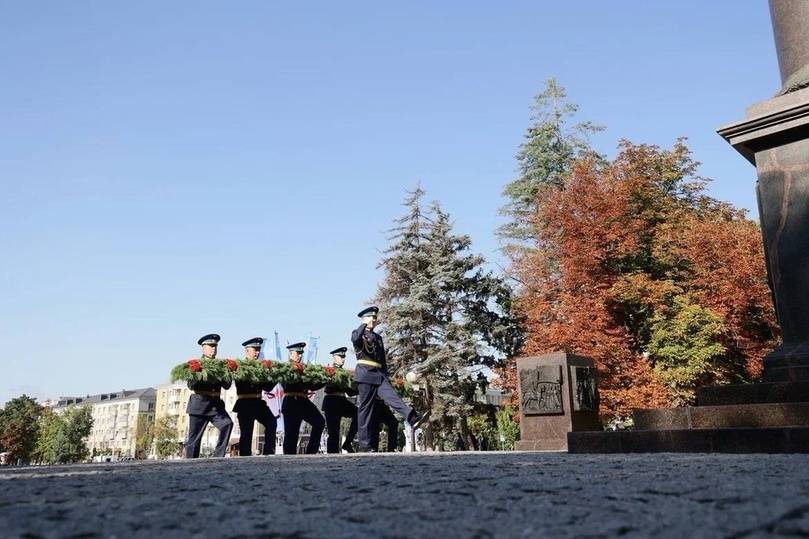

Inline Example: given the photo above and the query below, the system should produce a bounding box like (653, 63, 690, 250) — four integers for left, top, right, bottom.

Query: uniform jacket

(186, 366, 232, 417)
(351, 323, 389, 385)
(233, 359, 275, 414)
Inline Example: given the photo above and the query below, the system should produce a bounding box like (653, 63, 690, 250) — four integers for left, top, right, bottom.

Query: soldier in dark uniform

(281, 342, 326, 454)
(352, 306, 425, 452)
(321, 346, 358, 453)
(233, 337, 278, 456)
(185, 334, 234, 458)
(369, 398, 399, 452)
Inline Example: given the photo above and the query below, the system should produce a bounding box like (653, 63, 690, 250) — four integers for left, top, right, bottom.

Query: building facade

(52, 388, 156, 460)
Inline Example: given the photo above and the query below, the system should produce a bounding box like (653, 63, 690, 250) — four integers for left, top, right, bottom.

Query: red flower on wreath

(261, 360, 273, 369)
(324, 365, 336, 377)
(393, 376, 405, 388)
(293, 362, 305, 373)
(225, 359, 238, 372)
(188, 359, 202, 372)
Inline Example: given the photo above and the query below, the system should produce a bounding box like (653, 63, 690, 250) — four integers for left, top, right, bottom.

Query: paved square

(1, 452, 807, 538)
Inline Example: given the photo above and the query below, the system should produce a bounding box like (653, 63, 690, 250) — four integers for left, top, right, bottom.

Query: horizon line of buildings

(46, 382, 277, 460)
(45, 381, 512, 459)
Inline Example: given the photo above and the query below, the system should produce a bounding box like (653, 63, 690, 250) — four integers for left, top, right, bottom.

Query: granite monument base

(515, 352, 601, 451)
(568, 379, 809, 453)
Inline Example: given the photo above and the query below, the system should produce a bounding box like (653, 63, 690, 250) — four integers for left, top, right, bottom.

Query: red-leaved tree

(508, 140, 777, 418)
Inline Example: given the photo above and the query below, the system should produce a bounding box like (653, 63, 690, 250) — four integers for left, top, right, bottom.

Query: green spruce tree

(377, 189, 523, 449)
(498, 79, 603, 254)
(376, 186, 434, 376)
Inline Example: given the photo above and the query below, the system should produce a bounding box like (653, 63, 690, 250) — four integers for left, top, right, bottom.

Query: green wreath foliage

(170, 357, 231, 385)
(330, 367, 355, 392)
(169, 358, 364, 390)
(232, 359, 285, 386)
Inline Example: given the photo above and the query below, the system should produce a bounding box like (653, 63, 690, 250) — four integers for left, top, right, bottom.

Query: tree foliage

(135, 413, 155, 460)
(510, 139, 777, 416)
(498, 78, 603, 252)
(54, 406, 93, 463)
(153, 416, 180, 459)
(495, 405, 520, 450)
(33, 405, 93, 464)
(376, 187, 523, 447)
(0, 395, 44, 463)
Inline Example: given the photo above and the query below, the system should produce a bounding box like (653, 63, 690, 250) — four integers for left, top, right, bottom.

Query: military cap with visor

(242, 337, 264, 349)
(197, 333, 221, 346)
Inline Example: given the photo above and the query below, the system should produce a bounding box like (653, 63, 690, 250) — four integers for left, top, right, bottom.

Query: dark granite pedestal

(719, 86, 809, 383)
(568, 381, 809, 453)
(515, 352, 601, 451)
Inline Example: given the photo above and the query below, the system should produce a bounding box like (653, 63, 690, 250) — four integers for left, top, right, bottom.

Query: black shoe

(342, 444, 355, 453)
(408, 411, 428, 430)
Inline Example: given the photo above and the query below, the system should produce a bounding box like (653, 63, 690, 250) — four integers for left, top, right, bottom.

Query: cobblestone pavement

(1, 452, 808, 538)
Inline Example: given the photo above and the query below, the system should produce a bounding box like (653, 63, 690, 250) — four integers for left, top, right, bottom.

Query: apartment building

(53, 387, 156, 459)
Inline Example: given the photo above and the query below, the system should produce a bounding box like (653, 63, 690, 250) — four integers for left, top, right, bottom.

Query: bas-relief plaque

(520, 365, 563, 415)
(571, 366, 598, 412)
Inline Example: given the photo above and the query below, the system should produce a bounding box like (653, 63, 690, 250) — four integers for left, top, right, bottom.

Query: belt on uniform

(357, 359, 382, 368)
(193, 390, 221, 397)
(285, 392, 308, 398)
(324, 392, 346, 397)
(237, 393, 262, 399)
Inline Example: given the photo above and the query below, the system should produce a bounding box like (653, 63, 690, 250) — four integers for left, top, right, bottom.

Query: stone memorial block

(571, 366, 598, 412)
(520, 365, 563, 415)
(515, 352, 601, 451)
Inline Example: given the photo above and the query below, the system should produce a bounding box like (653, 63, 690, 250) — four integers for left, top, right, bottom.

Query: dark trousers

(370, 400, 398, 452)
(237, 402, 277, 456)
(185, 412, 233, 458)
(282, 396, 325, 454)
(357, 378, 413, 452)
(322, 396, 358, 453)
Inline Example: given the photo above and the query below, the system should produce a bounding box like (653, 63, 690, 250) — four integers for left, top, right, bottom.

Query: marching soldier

(369, 398, 399, 452)
(321, 347, 358, 453)
(233, 337, 278, 456)
(185, 334, 234, 458)
(351, 306, 425, 452)
(281, 342, 326, 454)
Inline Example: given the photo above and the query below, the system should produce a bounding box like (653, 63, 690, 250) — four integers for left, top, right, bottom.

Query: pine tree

(377, 189, 523, 449)
(376, 186, 434, 373)
(498, 79, 603, 254)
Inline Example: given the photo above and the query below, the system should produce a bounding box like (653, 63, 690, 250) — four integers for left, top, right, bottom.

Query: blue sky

(1, 1, 778, 404)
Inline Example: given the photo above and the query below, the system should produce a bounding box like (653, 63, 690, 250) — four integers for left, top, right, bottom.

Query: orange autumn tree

(510, 139, 778, 418)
